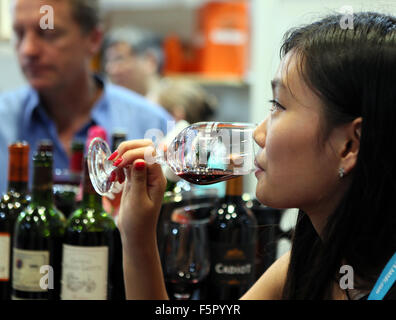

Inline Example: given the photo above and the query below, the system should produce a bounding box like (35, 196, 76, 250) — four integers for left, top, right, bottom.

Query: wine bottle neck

(8, 181, 28, 194)
(32, 186, 53, 206)
(31, 166, 53, 206)
(82, 157, 103, 211)
(225, 176, 244, 197)
(70, 149, 84, 174)
(225, 193, 243, 200)
(82, 191, 103, 211)
(223, 176, 246, 214)
(8, 148, 29, 188)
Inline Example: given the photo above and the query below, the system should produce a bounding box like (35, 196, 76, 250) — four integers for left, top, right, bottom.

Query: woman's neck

(304, 176, 352, 237)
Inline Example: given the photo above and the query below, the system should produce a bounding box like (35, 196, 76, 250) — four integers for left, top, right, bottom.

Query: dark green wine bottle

(111, 130, 126, 152)
(0, 142, 31, 300)
(61, 157, 125, 300)
(53, 140, 84, 218)
(12, 141, 66, 300)
(207, 176, 257, 300)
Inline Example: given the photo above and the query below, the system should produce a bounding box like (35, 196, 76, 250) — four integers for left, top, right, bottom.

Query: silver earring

(339, 167, 345, 178)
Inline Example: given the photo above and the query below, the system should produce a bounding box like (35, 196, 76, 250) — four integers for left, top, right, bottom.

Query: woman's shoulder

(241, 251, 290, 300)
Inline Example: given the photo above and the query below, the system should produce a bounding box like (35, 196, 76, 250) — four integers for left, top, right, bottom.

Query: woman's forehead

(275, 51, 307, 93)
(274, 51, 323, 110)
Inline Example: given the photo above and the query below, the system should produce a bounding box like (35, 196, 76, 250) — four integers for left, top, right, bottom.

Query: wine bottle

(86, 125, 108, 152)
(111, 130, 126, 152)
(207, 176, 257, 299)
(61, 157, 125, 300)
(0, 142, 30, 300)
(69, 140, 84, 184)
(105, 131, 127, 216)
(54, 140, 84, 218)
(12, 141, 66, 300)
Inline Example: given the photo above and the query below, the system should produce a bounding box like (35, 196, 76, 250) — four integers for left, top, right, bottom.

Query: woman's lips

(254, 159, 265, 176)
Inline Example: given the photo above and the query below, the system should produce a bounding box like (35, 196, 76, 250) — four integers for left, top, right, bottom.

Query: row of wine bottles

(0, 129, 285, 301)
(0, 139, 124, 300)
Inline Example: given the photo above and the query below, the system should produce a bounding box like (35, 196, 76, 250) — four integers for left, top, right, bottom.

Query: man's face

(12, 0, 100, 92)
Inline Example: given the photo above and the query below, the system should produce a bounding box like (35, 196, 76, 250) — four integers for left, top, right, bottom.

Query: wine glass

(87, 122, 257, 196)
(161, 204, 211, 300)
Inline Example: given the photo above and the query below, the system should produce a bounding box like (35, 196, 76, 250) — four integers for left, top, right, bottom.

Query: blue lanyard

(367, 252, 396, 300)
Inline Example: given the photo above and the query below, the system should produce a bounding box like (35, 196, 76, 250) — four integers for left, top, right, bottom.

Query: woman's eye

(269, 100, 284, 113)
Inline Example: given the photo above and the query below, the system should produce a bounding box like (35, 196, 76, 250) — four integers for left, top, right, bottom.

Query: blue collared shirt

(0, 79, 173, 194)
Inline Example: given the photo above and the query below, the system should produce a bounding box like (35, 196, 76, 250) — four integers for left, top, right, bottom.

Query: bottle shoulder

(67, 208, 116, 232)
(18, 203, 66, 225)
(14, 204, 66, 238)
(210, 199, 257, 225)
(208, 199, 257, 243)
(0, 191, 30, 216)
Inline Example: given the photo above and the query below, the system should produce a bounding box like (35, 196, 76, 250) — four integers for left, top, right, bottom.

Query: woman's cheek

(255, 134, 305, 207)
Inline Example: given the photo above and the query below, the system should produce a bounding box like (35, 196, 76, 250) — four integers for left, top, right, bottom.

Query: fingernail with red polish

(108, 151, 118, 161)
(109, 171, 117, 183)
(134, 161, 146, 171)
(113, 157, 123, 167)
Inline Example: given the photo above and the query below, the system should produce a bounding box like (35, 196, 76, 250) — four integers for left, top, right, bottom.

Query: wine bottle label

(11, 295, 47, 300)
(12, 248, 50, 292)
(61, 244, 109, 300)
(210, 242, 255, 286)
(0, 233, 11, 281)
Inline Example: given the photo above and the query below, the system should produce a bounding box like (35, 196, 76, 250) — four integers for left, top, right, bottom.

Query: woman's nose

(253, 119, 267, 148)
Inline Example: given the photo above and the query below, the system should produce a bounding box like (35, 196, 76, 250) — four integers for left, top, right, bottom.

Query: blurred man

(104, 28, 163, 100)
(0, 0, 172, 194)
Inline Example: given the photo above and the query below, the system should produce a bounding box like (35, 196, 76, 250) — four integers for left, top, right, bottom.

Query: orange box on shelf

(195, 0, 250, 78)
(163, 35, 199, 75)
(162, 35, 184, 75)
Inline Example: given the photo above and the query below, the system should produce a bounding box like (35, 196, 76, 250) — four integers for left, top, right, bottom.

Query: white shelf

(164, 73, 249, 87)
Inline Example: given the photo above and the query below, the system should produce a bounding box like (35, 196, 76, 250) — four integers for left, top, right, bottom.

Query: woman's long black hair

(280, 12, 396, 299)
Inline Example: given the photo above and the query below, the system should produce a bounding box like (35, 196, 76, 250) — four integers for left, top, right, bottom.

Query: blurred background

(1, 0, 395, 258)
(2, 0, 395, 190)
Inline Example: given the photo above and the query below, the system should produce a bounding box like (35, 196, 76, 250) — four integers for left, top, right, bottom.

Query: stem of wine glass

(153, 154, 166, 166)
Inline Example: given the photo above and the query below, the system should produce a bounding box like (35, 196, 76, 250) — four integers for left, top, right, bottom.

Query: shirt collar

(22, 75, 111, 135)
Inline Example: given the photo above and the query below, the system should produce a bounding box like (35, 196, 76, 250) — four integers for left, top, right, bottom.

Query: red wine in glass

(177, 168, 241, 185)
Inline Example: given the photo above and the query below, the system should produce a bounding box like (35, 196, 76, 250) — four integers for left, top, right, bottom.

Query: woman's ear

(340, 117, 362, 175)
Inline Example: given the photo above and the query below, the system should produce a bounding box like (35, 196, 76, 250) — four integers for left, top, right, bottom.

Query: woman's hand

(109, 140, 167, 247)
(109, 140, 170, 300)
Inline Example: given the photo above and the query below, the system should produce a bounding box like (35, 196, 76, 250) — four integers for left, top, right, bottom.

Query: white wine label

(61, 244, 109, 300)
(12, 248, 50, 292)
(0, 233, 11, 281)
